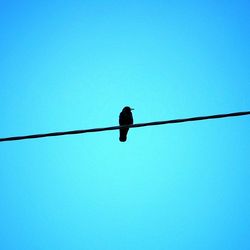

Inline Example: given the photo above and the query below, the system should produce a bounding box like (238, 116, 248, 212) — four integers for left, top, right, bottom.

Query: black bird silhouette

(119, 106, 134, 142)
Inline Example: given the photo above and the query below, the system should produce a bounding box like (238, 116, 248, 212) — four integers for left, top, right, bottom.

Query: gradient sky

(0, 1, 250, 249)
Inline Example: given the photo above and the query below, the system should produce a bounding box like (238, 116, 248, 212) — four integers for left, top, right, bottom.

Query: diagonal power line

(0, 111, 249, 142)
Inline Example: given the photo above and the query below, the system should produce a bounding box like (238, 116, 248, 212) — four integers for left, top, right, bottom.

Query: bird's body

(119, 106, 134, 142)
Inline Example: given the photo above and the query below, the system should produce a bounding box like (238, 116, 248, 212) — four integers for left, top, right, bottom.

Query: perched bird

(119, 106, 134, 142)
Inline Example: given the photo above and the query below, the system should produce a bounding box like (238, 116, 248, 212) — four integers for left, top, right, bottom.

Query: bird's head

(123, 106, 134, 112)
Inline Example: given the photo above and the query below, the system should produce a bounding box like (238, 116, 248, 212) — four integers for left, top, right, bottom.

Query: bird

(119, 106, 134, 142)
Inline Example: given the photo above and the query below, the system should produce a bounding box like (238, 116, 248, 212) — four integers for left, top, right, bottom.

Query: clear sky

(0, 1, 249, 249)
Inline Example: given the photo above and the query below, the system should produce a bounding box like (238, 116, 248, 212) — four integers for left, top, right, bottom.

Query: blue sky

(0, 1, 249, 249)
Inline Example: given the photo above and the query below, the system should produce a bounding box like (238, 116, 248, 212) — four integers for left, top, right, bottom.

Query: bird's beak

(131, 108, 134, 110)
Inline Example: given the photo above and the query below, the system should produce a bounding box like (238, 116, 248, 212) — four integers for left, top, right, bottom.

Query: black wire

(0, 111, 249, 142)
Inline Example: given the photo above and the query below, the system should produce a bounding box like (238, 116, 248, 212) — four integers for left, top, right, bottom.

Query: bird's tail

(119, 128, 128, 142)
(119, 136, 127, 142)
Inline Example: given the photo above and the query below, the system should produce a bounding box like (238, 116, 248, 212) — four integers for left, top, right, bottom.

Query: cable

(0, 111, 249, 142)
